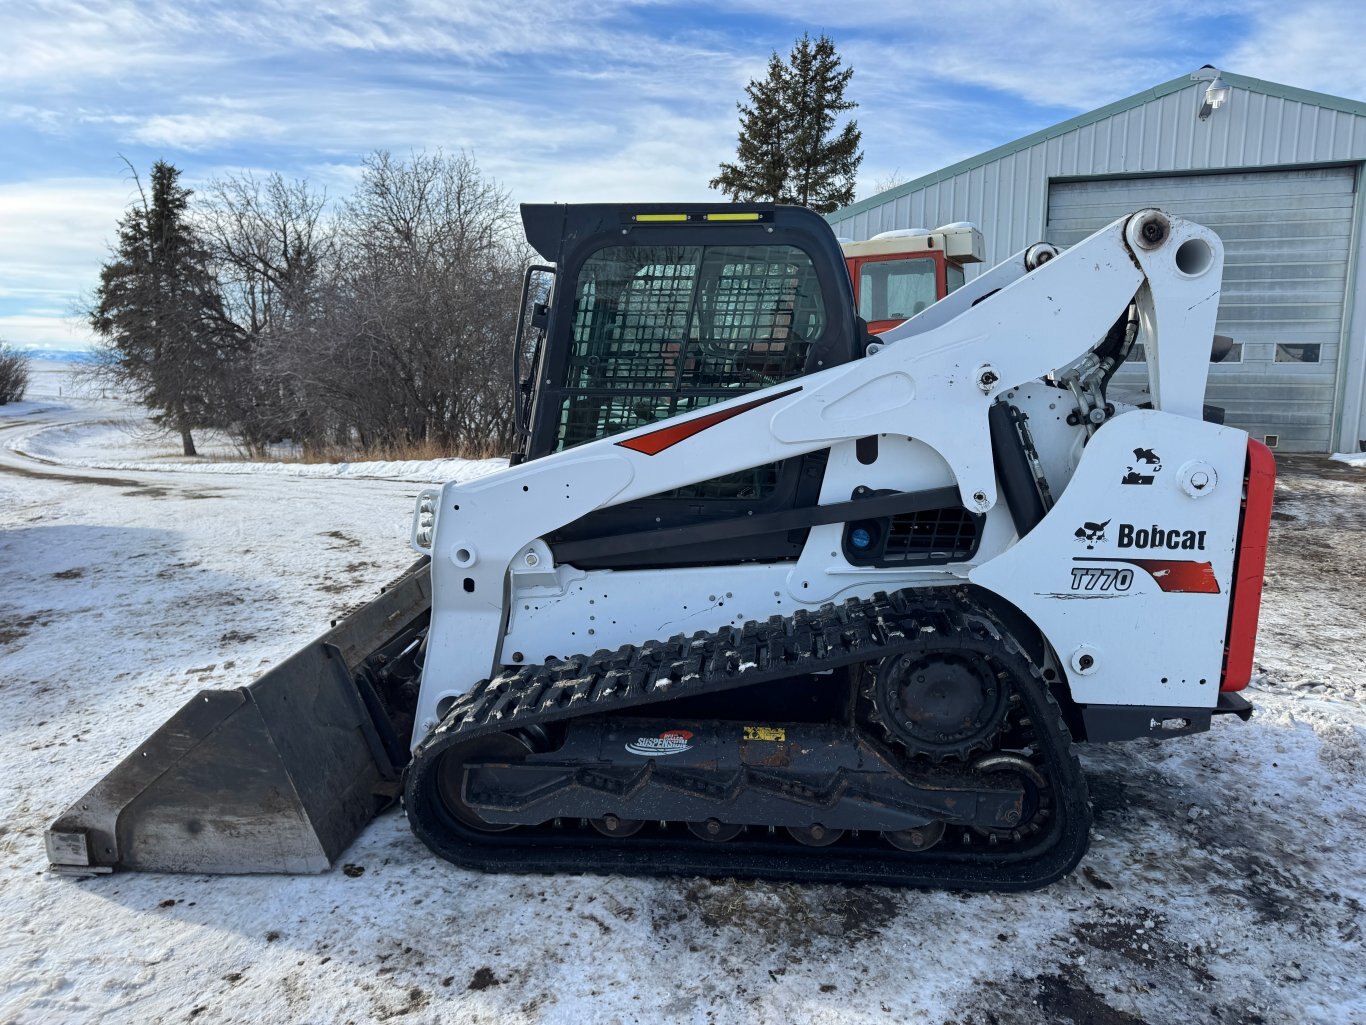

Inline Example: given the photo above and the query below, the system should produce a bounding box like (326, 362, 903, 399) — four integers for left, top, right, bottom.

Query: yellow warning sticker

(743, 726, 786, 742)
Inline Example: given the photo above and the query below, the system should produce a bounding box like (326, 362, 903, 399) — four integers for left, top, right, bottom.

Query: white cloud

(489, 107, 738, 203)
(0, 178, 131, 280)
(0, 178, 134, 348)
(0, 0, 680, 90)
(2, 0, 1346, 351)
(0, 313, 97, 350)
(827, 4, 1211, 111)
(130, 111, 284, 150)
(0, 1, 212, 87)
(1221, 0, 1366, 98)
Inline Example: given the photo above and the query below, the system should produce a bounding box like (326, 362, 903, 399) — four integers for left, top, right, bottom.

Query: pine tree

(782, 34, 862, 212)
(710, 34, 863, 214)
(709, 52, 788, 204)
(90, 161, 239, 455)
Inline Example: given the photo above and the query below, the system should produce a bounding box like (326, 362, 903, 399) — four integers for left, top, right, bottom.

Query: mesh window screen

(558, 244, 826, 499)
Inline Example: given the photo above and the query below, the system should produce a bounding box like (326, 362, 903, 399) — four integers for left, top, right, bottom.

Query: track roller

(688, 819, 744, 842)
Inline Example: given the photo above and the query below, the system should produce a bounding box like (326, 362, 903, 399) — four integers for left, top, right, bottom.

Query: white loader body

(412, 211, 1241, 736)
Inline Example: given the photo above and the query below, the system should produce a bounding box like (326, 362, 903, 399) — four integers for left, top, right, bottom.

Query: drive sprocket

(866, 646, 1011, 762)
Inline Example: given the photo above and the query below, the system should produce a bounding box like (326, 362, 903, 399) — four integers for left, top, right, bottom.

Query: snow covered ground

(1, 373, 1363, 1025)
(6, 362, 505, 484)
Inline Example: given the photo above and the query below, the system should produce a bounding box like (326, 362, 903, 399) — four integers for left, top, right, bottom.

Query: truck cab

(841, 223, 984, 334)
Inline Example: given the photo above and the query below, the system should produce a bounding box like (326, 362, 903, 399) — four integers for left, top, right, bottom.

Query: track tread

(405, 589, 1091, 891)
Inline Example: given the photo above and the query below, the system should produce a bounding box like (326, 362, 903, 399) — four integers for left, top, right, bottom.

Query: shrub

(0, 342, 31, 405)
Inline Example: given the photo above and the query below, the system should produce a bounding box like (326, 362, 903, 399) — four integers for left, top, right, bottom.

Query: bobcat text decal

(1117, 523, 1207, 551)
(1078, 518, 1208, 551)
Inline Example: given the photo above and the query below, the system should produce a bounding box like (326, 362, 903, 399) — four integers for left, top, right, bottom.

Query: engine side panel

(971, 409, 1247, 709)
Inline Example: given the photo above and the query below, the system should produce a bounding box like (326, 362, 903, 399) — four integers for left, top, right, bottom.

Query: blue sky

(3, 0, 1363, 350)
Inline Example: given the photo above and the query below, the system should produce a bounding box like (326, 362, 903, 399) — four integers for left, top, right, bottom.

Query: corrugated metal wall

(829, 82, 1366, 261)
(829, 76, 1366, 451)
(1049, 167, 1356, 452)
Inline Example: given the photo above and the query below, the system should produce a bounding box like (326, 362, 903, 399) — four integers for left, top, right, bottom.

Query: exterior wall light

(1192, 66, 1231, 121)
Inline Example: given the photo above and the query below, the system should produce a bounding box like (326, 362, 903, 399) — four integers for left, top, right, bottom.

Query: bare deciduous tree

(867, 168, 908, 199)
(199, 172, 335, 454)
(323, 149, 528, 454)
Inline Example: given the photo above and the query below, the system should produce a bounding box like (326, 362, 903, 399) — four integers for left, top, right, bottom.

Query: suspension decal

(625, 729, 695, 757)
(615, 386, 801, 456)
(1074, 556, 1220, 594)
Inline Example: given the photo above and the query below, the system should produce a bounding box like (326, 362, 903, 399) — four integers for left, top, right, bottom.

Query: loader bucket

(45, 563, 431, 875)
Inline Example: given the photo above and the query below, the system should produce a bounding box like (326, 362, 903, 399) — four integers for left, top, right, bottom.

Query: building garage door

(1047, 166, 1357, 452)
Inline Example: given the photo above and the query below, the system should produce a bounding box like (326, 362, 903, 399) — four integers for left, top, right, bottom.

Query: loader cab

(513, 203, 866, 568)
(841, 224, 984, 334)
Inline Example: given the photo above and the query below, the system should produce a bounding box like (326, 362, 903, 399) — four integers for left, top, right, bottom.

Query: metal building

(829, 69, 1366, 453)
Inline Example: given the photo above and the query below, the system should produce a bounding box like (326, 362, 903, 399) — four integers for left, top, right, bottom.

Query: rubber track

(404, 589, 1092, 890)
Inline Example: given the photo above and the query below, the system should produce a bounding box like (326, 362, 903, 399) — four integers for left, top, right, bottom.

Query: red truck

(841, 223, 984, 334)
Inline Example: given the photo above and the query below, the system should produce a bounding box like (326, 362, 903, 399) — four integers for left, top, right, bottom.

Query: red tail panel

(1221, 440, 1276, 691)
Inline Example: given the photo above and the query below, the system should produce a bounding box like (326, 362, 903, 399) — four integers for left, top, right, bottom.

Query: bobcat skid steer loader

(48, 203, 1274, 891)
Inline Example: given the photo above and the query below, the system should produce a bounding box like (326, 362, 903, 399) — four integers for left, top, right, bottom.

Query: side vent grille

(844, 503, 983, 567)
(884, 507, 980, 562)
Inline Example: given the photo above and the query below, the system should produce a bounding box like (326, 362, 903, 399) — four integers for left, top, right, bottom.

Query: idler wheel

(970, 752, 1051, 842)
(433, 732, 534, 833)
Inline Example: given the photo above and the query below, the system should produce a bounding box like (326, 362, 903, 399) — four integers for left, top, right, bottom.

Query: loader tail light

(412, 489, 440, 552)
(1220, 440, 1276, 691)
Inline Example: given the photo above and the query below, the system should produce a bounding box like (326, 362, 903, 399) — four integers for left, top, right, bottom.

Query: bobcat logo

(1074, 519, 1111, 550)
(1121, 447, 1163, 486)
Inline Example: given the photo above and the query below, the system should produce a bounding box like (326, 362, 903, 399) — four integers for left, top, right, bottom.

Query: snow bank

(9, 418, 507, 484)
(1330, 451, 1366, 467)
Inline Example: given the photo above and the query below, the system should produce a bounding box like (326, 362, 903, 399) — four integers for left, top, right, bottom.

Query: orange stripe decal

(615, 387, 801, 456)
(1124, 559, 1221, 594)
